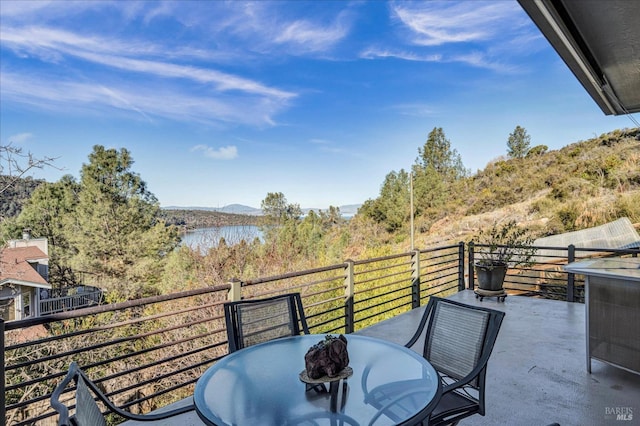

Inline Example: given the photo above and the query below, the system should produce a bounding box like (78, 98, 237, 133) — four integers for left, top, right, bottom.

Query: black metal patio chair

(363, 297, 505, 426)
(50, 361, 194, 426)
(223, 292, 310, 353)
(409, 296, 505, 426)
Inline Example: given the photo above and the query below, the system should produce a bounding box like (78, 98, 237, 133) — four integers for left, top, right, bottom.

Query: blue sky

(1, 1, 638, 210)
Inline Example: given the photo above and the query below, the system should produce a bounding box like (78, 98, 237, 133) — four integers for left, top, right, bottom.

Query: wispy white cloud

(309, 139, 337, 152)
(451, 51, 521, 73)
(273, 16, 349, 53)
(141, 1, 175, 25)
(0, 72, 286, 126)
(392, 1, 522, 46)
(8, 132, 34, 144)
(204, 2, 353, 55)
(361, 46, 518, 73)
(0, 1, 358, 131)
(0, 0, 75, 19)
(191, 144, 238, 160)
(1, 26, 296, 99)
(360, 47, 442, 62)
(367, 1, 532, 73)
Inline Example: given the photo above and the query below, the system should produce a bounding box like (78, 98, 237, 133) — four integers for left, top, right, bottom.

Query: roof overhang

(518, 0, 640, 115)
(1, 279, 52, 290)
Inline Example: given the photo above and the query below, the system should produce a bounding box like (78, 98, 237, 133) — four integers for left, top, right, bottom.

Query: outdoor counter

(564, 257, 640, 375)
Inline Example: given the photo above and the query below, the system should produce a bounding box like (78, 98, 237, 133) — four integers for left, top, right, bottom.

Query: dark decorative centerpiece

(303, 334, 350, 379)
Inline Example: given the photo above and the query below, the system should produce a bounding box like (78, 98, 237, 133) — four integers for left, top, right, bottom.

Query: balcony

(2, 243, 639, 425)
(360, 290, 640, 425)
(39, 286, 104, 316)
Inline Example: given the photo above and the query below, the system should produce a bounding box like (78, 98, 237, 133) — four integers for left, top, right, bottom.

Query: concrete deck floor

(357, 290, 640, 426)
(126, 291, 640, 426)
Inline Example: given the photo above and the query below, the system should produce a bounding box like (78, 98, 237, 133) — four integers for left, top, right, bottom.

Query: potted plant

(473, 220, 536, 292)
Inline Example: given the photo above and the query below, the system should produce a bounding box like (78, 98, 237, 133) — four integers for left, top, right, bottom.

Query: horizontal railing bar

(355, 279, 408, 297)
(418, 243, 461, 254)
(353, 261, 411, 277)
(355, 269, 412, 286)
(7, 296, 224, 354)
(7, 327, 225, 396)
(8, 305, 225, 372)
(355, 290, 411, 314)
(354, 297, 412, 325)
(242, 264, 345, 286)
(352, 252, 410, 266)
(5, 285, 229, 332)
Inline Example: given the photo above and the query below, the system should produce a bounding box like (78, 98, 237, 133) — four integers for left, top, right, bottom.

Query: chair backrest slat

(426, 302, 490, 384)
(237, 297, 297, 347)
(224, 293, 309, 353)
(74, 376, 107, 426)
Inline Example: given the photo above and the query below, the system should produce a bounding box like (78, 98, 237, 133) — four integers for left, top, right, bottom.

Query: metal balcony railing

(470, 243, 639, 303)
(1, 241, 638, 425)
(39, 289, 104, 316)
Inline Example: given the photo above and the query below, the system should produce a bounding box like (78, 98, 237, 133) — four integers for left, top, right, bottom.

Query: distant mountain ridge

(162, 204, 263, 215)
(162, 203, 361, 217)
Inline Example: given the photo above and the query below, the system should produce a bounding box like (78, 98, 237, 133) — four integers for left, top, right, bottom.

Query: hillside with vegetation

(160, 208, 259, 229)
(1, 128, 639, 300)
(0, 175, 44, 219)
(0, 178, 258, 231)
(359, 127, 640, 250)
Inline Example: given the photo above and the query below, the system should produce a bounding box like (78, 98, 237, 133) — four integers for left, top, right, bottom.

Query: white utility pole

(410, 172, 415, 251)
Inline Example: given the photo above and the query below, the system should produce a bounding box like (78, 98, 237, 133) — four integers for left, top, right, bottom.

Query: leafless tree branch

(0, 143, 61, 194)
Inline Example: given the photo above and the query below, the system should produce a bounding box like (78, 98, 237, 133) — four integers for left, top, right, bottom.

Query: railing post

(411, 250, 421, 309)
(567, 244, 575, 302)
(228, 278, 242, 301)
(458, 242, 466, 291)
(468, 242, 475, 290)
(1, 318, 5, 426)
(344, 260, 355, 334)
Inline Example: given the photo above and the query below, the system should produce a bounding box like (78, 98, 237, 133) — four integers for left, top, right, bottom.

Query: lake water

(180, 225, 263, 250)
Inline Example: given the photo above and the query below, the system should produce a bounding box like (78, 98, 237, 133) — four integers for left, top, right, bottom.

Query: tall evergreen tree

(70, 145, 178, 297)
(415, 127, 466, 181)
(16, 176, 80, 286)
(412, 128, 467, 217)
(507, 125, 531, 159)
(361, 170, 410, 232)
(260, 192, 301, 226)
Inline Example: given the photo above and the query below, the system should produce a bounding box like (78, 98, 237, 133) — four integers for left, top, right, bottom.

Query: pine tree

(16, 176, 79, 286)
(70, 145, 178, 297)
(260, 192, 301, 226)
(412, 127, 467, 217)
(507, 126, 531, 159)
(361, 170, 410, 232)
(416, 127, 466, 181)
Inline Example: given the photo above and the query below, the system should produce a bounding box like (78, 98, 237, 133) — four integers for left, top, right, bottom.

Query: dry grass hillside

(411, 128, 640, 248)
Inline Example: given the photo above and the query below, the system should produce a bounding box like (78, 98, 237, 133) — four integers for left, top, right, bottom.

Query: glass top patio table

(194, 334, 441, 426)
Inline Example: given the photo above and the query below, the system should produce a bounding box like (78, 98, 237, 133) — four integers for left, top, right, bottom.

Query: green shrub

(555, 202, 580, 231)
(526, 145, 548, 157)
(614, 192, 640, 223)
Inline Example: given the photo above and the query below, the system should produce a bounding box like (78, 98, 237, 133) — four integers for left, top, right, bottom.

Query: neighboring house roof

(0, 246, 51, 289)
(533, 217, 640, 262)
